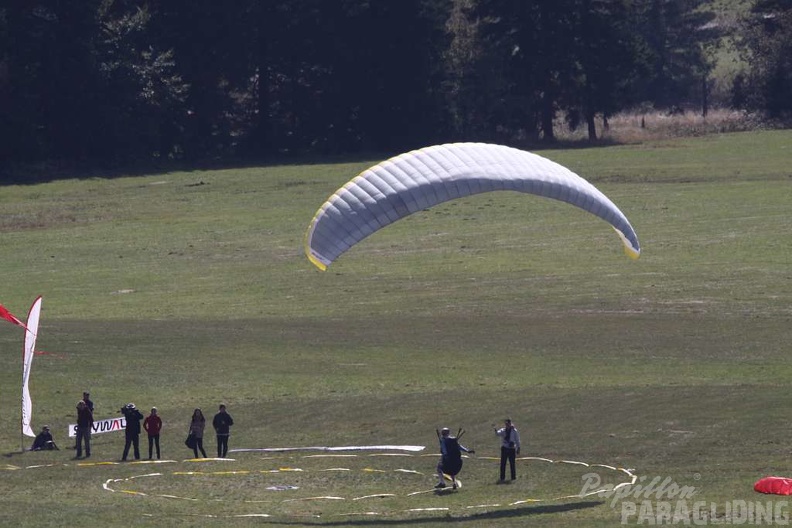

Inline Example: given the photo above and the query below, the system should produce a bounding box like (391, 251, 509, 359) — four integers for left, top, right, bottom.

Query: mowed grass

(0, 130, 790, 527)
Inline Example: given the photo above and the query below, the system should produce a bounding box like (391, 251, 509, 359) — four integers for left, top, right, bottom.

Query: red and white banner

(68, 417, 127, 438)
(0, 302, 27, 330)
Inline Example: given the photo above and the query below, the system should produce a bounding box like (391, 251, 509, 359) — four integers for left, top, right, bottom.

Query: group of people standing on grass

(65, 391, 234, 461)
(186, 405, 234, 459)
(435, 418, 521, 489)
(47, 391, 521, 490)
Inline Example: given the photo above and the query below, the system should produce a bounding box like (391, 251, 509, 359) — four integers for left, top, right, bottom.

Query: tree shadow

(263, 500, 604, 526)
(0, 151, 389, 185)
(1, 139, 626, 185)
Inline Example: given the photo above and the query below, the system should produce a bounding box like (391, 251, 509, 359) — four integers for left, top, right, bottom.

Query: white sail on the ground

(22, 296, 42, 438)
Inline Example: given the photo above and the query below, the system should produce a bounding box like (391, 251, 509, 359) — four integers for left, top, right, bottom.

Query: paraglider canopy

(755, 477, 792, 495)
(305, 142, 640, 270)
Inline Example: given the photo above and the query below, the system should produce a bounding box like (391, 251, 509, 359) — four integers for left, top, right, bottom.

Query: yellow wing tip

(623, 245, 641, 260)
(304, 228, 329, 271)
(307, 251, 328, 271)
(612, 227, 641, 260)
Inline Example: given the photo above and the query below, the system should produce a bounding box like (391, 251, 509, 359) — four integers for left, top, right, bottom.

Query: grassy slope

(0, 130, 790, 526)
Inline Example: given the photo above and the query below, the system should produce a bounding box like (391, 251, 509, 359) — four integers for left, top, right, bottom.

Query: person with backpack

(435, 427, 474, 490)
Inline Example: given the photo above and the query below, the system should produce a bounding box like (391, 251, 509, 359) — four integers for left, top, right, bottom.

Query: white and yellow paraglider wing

(304, 143, 640, 270)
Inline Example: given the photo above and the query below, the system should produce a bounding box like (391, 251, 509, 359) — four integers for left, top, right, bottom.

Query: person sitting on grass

(30, 425, 58, 451)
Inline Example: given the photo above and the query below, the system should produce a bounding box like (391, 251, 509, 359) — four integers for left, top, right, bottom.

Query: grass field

(1, 130, 791, 526)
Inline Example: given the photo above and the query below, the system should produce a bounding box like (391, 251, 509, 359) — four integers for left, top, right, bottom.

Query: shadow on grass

(1, 151, 390, 185)
(264, 500, 604, 526)
(1, 138, 627, 185)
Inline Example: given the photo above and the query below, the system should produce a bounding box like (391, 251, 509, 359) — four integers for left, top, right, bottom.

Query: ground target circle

(100, 450, 637, 519)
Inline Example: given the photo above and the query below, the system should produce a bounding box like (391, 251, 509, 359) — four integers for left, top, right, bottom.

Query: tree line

(1, 0, 789, 169)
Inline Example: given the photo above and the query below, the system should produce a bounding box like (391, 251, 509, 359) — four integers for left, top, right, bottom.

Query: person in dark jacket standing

(75, 400, 93, 458)
(494, 418, 521, 482)
(143, 407, 162, 460)
(121, 403, 145, 461)
(73, 392, 94, 450)
(212, 404, 234, 458)
(82, 391, 94, 412)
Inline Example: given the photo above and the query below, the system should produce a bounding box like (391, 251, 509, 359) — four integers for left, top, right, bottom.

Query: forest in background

(1, 0, 790, 173)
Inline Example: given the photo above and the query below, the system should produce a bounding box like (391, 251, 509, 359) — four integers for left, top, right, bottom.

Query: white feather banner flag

(22, 296, 42, 438)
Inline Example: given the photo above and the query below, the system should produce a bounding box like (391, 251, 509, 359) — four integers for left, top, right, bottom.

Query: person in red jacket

(143, 407, 162, 460)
